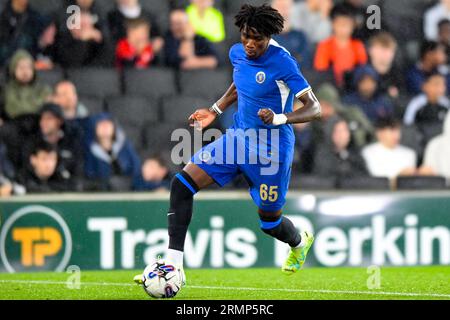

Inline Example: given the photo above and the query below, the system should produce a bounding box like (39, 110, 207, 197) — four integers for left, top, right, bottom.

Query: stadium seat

(123, 68, 177, 100)
(161, 95, 209, 123)
(106, 95, 159, 125)
(141, 0, 171, 31)
(29, 0, 62, 15)
(79, 95, 105, 115)
(224, 14, 241, 43)
(122, 123, 144, 152)
(401, 125, 423, 156)
(224, 0, 267, 14)
(94, 0, 116, 18)
(179, 69, 231, 101)
(338, 177, 391, 190)
(142, 122, 190, 159)
(67, 68, 121, 98)
(0, 68, 5, 87)
(290, 175, 337, 190)
(396, 176, 448, 190)
(36, 68, 65, 88)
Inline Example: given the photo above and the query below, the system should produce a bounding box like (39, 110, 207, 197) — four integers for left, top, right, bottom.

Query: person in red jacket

(115, 17, 155, 69)
(314, 5, 367, 88)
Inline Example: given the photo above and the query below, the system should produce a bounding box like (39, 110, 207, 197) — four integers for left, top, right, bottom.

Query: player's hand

(188, 108, 217, 130)
(258, 108, 275, 125)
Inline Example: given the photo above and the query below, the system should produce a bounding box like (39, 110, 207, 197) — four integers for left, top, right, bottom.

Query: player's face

(241, 28, 270, 59)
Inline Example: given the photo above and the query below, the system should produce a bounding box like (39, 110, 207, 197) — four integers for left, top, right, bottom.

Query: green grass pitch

(0, 266, 449, 300)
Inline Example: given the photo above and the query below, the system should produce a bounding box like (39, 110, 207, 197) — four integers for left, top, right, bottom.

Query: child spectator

(108, 0, 163, 54)
(164, 9, 218, 70)
(22, 103, 84, 189)
(406, 41, 450, 95)
(312, 117, 368, 179)
(403, 72, 449, 149)
(53, 81, 89, 120)
(18, 140, 75, 193)
(314, 5, 367, 87)
(343, 65, 394, 123)
(424, 0, 450, 41)
(290, 0, 332, 44)
(271, 0, 311, 68)
(362, 118, 417, 179)
(367, 31, 403, 99)
(84, 113, 141, 191)
(133, 155, 172, 191)
(186, 0, 226, 43)
(116, 18, 155, 69)
(421, 112, 450, 178)
(2, 49, 52, 120)
(437, 19, 450, 62)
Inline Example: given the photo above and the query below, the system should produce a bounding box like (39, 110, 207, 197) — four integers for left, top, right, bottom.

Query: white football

(141, 260, 182, 299)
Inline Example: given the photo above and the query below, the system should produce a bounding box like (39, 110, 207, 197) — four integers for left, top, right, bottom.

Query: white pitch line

(0, 279, 449, 298)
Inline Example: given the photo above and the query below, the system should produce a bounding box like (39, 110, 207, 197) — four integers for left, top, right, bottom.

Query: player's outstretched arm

(258, 90, 322, 125)
(188, 83, 237, 129)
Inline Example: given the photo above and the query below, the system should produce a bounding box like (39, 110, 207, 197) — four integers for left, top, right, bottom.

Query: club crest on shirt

(256, 71, 266, 84)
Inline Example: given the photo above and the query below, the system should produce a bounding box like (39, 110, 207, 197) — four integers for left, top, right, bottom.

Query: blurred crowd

(0, 0, 449, 196)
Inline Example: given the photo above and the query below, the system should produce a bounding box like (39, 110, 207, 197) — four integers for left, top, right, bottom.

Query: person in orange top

(115, 17, 155, 69)
(314, 5, 367, 88)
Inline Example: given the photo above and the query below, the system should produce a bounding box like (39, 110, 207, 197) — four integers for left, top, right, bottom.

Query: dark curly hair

(234, 4, 284, 37)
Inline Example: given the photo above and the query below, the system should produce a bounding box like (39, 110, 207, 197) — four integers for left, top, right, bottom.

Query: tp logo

(0, 206, 72, 273)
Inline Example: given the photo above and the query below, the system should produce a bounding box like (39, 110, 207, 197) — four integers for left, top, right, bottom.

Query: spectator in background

(406, 41, 450, 95)
(362, 118, 417, 180)
(421, 112, 450, 178)
(312, 117, 368, 179)
(271, 0, 311, 68)
(54, 1, 105, 68)
(314, 5, 367, 88)
(18, 140, 74, 193)
(22, 103, 84, 189)
(2, 49, 52, 120)
(338, 0, 380, 42)
(314, 83, 373, 148)
(0, 0, 48, 66)
(437, 19, 450, 62)
(108, 0, 163, 55)
(53, 81, 89, 120)
(343, 65, 394, 123)
(424, 0, 450, 41)
(403, 72, 449, 150)
(0, 138, 25, 196)
(164, 9, 218, 70)
(115, 18, 155, 69)
(290, 0, 332, 44)
(186, 0, 225, 43)
(293, 83, 373, 173)
(133, 155, 172, 191)
(367, 31, 403, 99)
(84, 113, 141, 191)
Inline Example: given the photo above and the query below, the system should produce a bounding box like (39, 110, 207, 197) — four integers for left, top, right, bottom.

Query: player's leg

(246, 161, 314, 274)
(165, 163, 214, 269)
(258, 208, 314, 275)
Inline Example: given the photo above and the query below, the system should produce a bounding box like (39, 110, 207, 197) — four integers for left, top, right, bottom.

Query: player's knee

(258, 211, 282, 234)
(170, 171, 199, 203)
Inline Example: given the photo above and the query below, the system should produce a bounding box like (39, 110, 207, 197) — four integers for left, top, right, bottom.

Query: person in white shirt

(421, 111, 450, 178)
(362, 118, 417, 179)
(290, 0, 333, 43)
(424, 0, 450, 40)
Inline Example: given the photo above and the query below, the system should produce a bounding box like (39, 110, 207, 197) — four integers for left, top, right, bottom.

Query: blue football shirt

(229, 39, 311, 161)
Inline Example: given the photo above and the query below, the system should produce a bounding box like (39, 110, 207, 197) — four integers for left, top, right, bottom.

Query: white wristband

(272, 113, 288, 126)
(209, 103, 223, 115)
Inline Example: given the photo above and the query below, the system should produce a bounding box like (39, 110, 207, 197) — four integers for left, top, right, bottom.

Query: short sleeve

(281, 54, 312, 98)
(229, 43, 240, 66)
